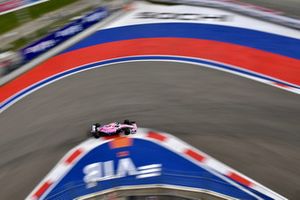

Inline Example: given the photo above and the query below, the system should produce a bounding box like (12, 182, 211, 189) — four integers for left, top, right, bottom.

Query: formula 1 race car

(90, 120, 137, 138)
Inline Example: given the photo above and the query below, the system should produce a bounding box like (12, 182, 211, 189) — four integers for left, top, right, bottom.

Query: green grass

(0, 0, 81, 35)
(27, 0, 81, 19)
(9, 6, 94, 51)
(11, 37, 29, 50)
(0, 12, 20, 35)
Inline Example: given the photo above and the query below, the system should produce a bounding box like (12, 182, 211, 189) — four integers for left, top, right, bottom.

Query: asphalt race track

(1, 2, 300, 200)
(240, 0, 300, 18)
(0, 62, 299, 199)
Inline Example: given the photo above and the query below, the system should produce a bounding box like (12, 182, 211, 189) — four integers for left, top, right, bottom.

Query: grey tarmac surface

(0, 62, 299, 199)
(240, 0, 300, 19)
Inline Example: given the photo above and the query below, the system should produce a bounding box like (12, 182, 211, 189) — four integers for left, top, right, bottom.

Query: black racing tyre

(124, 128, 131, 135)
(93, 132, 101, 138)
(95, 123, 101, 128)
(124, 119, 130, 125)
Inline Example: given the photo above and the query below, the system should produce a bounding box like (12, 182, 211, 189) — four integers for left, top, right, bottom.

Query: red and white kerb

(26, 128, 286, 200)
(142, 130, 286, 200)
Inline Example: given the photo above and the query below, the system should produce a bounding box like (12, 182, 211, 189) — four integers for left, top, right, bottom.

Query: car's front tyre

(124, 128, 131, 135)
(92, 131, 101, 138)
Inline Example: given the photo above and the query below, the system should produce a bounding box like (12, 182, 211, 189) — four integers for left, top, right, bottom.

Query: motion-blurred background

(1, 0, 300, 78)
(1, 0, 300, 200)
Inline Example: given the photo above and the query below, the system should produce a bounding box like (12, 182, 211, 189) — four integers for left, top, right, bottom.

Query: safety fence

(21, 6, 109, 61)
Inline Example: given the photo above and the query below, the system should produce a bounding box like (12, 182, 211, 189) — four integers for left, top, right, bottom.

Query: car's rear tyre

(124, 119, 131, 125)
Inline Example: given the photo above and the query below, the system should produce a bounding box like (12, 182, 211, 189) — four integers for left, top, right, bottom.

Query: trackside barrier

(19, 0, 134, 62)
(151, 0, 300, 30)
(26, 128, 287, 200)
(21, 7, 109, 61)
(0, 1, 131, 86)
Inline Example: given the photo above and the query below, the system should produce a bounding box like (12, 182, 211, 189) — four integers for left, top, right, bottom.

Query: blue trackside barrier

(20, 7, 109, 61)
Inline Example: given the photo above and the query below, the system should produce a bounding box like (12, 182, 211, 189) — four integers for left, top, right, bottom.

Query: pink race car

(91, 120, 137, 138)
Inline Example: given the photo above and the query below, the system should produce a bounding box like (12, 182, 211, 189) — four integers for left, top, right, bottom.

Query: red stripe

(228, 172, 252, 187)
(33, 181, 52, 198)
(147, 131, 167, 142)
(64, 148, 83, 164)
(1, 38, 300, 103)
(185, 149, 206, 162)
(103, 135, 120, 140)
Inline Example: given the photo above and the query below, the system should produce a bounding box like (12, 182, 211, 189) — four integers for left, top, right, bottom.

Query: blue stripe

(1, 56, 298, 112)
(63, 23, 300, 60)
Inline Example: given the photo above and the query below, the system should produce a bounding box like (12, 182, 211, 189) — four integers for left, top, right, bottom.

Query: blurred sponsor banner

(21, 7, 109, 61)
(0, 0, 48, 15)
(151, 0, 300, 30)
(104, 1, 300, 42)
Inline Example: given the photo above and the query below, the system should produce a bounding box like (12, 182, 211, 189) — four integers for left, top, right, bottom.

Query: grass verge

(0, 0, 81, 35)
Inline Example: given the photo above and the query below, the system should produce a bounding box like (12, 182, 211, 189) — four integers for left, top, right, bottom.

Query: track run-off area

(0, 1, 300, 199)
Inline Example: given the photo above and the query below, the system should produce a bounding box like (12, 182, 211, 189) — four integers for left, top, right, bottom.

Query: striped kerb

(147, 131, 167, 141)
(64, 148, 83, 164)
